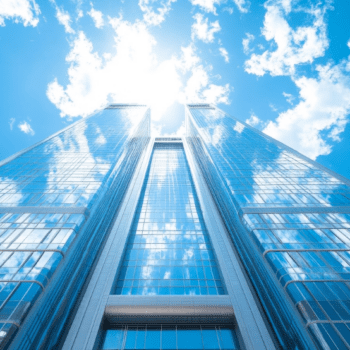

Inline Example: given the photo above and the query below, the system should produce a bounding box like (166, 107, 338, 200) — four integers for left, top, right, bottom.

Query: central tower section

(113, 141, 225, 296)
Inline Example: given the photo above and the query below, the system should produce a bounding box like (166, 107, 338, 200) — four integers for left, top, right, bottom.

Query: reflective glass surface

(101, 326, 239, 350)
(186, 106, 350, 349)
(114, 143, 225, 296)
(0, 106, 150, 348)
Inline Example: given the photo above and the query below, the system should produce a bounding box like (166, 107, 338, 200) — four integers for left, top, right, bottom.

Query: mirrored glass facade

(0, 105, 150, 349)
(186, 105, 350, 350)
(114, 143, 225, 296)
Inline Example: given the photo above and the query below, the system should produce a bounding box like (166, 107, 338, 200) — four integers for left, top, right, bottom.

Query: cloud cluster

(0, 0, 40, 27)
(264, 59, 350, 160)
(47, 16, 229, 121)
(245, 0, 329, 76)
(191, 13, 220, 43)
(139, 0, 176, 26)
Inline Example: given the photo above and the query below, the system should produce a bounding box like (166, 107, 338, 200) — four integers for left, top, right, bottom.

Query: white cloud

(282, 91, 294, 105)
(246, 113, 264, 128)
(77, 9, 83, 20)
(191, 13, 220, 43)
(242, 33, 254, 54)
(0, 0, 40, 27)
(219, 47, 229, 62)
(245, 0, 330, 76)
(190, 0, 221, 14)
(47, 17, 230, 122)
(139, 0, 176, 26)
(348, 39, 350, 49)
(189, 0, 248, 14)
(50, 1, 75, 34)
(87, 3, 104, 28)
(18, 121, 34, 135)
(263, 59, 350, 160)
(9, 118, 15, 130)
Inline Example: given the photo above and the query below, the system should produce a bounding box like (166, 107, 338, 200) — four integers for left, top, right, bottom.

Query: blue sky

(1, 0, 350, 178)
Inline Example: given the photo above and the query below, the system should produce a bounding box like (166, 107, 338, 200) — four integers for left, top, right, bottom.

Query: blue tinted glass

(100, 326, 239, 350)
(114, 143, 225, 295)
(162, 328, 177, 349)
(0, 106, 151, 347)
(102, 330, 124, 350)
(124, 328, 137, 349)
(177, 328, 202, 349)
(186, 105, 350, 350)
(136, 328, 146, 349)
(201, 329, 219, 349)
(145, 327, 161, 349)
(0, 106, 150, 348)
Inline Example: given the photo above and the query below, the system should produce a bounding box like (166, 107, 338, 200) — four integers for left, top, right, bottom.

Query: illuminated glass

(114, 143, 225, 296)
(186, 105, 350, 350)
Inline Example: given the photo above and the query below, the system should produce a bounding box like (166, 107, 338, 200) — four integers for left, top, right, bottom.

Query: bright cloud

(263, 59, 350, 160)
(50, 1, 75, 34)
(348, 39, 350, 49)
(242, 33, 254, 54)
(18, 121, 35, 135)
(191, 13, 220, 43)
(87, 3, 104, 28)
(219, 47, 229, 62)
(47, 17, 229, 121)
(245, 0, 330, 76)
(0, 0, 40, 27)
(189, 0, 248, 14)
(139, 0, 176, 26)
(246, 113, 264, 128)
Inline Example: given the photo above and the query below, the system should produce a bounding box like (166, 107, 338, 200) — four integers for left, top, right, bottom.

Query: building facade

(0, 103, 350, 349)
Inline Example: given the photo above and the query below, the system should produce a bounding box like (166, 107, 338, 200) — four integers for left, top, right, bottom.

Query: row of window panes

(101, 326, 239, 350)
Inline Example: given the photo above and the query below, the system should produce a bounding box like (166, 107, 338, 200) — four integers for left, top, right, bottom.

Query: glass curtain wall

(114, 142, 225, 296)
(0, 106, 150, 348)
(186, 105, 350, 350)
(101, 325, 240, 350)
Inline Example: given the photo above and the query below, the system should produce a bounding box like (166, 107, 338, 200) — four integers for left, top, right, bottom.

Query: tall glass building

(1, 103, 350, 349)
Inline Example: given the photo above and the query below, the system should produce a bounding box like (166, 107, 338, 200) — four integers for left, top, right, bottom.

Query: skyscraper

(1, 103, 350, 349)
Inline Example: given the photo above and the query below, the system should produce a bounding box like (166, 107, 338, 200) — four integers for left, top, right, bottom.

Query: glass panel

(114, 143, 225, 295)
(186, 105, 350, 350)
(100, 326, 240, 350)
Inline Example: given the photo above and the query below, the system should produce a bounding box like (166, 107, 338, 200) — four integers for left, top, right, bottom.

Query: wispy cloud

(191, 13, 220, 43)
(242, 33, 254, 54)
(219, 47, 229, 63)
(87, 3, 104, 28)
(9, 118, 15, 130)
(50, 0, 75, 34)
(0, 0, 40, 27)
(282, 92, 294, 105)
(18, 121, 35, 135)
